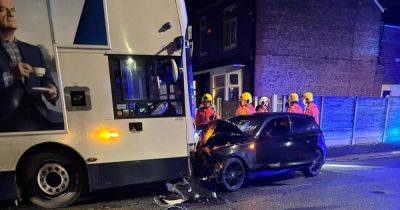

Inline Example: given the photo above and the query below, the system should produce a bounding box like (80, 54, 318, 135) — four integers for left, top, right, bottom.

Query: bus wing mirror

(171, 59, 180, 82)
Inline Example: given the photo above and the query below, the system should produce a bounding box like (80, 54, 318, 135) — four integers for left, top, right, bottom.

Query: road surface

(4, 152, 400, 210)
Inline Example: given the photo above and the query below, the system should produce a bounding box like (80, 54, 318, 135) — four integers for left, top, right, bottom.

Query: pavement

(326, 143, 400, 159)
(2, 143, 400, 210)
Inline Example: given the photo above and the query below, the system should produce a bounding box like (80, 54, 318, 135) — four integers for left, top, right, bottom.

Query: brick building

(190, 0, 256, 104)
(190, 0, 395, 104)
(255, 0, 383, 96)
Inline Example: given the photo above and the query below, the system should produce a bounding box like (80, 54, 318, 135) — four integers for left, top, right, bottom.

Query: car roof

(229, 112, 315, 122)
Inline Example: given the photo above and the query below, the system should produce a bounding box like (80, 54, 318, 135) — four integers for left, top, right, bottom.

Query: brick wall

(381, 25, 400, 84)
(254, 0, 383, 96)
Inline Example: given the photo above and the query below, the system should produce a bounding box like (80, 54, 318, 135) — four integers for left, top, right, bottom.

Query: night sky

(186, 0, 400, 25)
(380, 0, 400, 25)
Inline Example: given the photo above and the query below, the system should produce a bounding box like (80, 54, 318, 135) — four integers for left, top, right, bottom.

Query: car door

(290, 116, 319, 164)
(256, 116, 294, 168)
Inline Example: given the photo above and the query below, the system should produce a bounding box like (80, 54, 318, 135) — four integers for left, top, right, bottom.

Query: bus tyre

(20, 151, 84, 209)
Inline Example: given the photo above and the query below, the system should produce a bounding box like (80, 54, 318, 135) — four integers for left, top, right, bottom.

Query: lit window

(109, 55, 185, 119)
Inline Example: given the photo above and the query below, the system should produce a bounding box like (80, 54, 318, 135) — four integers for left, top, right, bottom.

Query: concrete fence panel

(385, 97, 400, 143)
(353, 97, 387, 144)
(320, 97, 356, 146)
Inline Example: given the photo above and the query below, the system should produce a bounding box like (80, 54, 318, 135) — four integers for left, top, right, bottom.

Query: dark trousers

(0, 96, 64, 132)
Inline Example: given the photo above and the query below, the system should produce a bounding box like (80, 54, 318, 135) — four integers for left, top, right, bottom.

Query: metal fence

(215, 96, 400, 146)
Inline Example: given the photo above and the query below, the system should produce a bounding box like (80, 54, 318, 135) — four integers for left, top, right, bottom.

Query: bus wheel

(20, 151, 85, 209)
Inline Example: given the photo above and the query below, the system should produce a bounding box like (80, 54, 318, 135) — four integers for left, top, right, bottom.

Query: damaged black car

(192, 113, 327, 192)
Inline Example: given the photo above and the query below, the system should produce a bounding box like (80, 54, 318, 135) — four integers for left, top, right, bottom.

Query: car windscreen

(228, 117, 264, 137)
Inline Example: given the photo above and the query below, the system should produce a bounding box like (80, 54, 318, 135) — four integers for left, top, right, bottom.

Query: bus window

(109, 55, 185, 119)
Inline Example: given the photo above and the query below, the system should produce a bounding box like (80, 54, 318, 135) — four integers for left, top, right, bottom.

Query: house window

(212, 70, 242, 103)
(228, 73, 240, 101)
(222, 5, 238, 50)
(213, 74, 226, 102)
(199, 16, 207, 56)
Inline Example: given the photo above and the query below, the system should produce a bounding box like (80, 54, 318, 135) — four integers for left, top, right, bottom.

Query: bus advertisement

(0, 0, 193, 208)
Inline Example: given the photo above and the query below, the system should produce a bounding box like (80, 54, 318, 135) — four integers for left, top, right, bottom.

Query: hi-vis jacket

(195, 107, 218, 125)
(305, 102, 320, 124)
(287, 103, 303, 114)
(236, 104, 256, 116)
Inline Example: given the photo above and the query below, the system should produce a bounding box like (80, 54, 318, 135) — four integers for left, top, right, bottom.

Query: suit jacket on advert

(0, 40, 62, 124)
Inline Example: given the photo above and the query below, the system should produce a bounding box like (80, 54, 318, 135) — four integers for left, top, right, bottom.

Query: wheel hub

(36, 163, 70, 196)
(225, 164, 244, 187)
(311, 151, 323, 172)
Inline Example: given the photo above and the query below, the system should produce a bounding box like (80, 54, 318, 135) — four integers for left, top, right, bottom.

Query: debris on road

(154, 178, 217, 209)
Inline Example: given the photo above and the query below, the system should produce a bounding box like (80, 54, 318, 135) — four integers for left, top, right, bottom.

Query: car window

(291, 116, 309, 134)
(309, 120, 320, 132)
(263, 116, 291, 137)
(291, 116, 320, 134)
(229, 118, 264, 137)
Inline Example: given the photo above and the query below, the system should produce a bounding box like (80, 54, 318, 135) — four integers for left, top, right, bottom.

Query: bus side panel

(59, 52, 190, 188)
(59, 53, 189, 162)
(107, 0, 183, 55)
(59, 52, 114, 122)
(87, 157, 189, 190)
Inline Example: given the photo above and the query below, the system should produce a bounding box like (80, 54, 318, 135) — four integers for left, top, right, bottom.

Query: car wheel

(219, 158, 245, 192)
(302, 149, 324, 177)
(19, 151, 85, 209)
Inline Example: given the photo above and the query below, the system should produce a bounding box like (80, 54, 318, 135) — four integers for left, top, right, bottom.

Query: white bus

(0, 0, 193, 208)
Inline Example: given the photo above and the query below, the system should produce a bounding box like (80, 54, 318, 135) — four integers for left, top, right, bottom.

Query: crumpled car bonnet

(196, 120, 244, 151)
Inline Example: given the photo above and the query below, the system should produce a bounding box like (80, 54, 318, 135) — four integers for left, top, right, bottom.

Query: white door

(212, 69, 242, 103)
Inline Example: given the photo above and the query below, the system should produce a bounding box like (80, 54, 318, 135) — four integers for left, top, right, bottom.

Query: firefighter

(256, 96, 269, 113)
(303, 92, 320, 124)
(287, 93, 303, 114)
(236, 92, 256, 116)
(195, 93, 219, 125)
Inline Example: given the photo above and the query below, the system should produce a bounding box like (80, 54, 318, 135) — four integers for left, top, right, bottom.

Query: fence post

(216, 98, 222, 118)
(272, 94, 278, 112)
(382, 96, 391, 143)
(282, 95, 287, 112)
(351, 97, 359, 145)
(319, 96, 324, 127)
